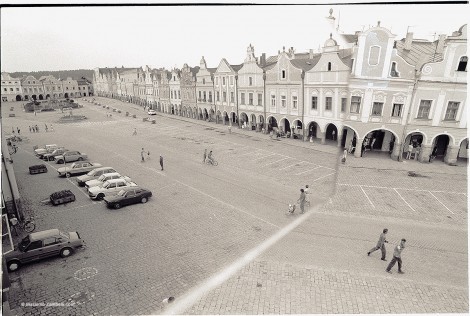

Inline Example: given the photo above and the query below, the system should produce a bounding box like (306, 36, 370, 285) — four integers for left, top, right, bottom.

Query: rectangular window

(10, 88, 13, 91)
(417, 100, 431, 118)
(271, 95, 276, 107)
(248, 93, 253, 105)
(223, 77, 226, 85)
(281, 95, 286, 107)
(198, 91, 201, 101)
(216, 77, 219, 85)
(217, 91, 220, 102)
(208, 92, 212, 102)
(350, 96, 361, 113)
(341, 98, 347, 112)
(281, 70, 286, 79)
(311, 96, 317, 109)
(230, 92, 234, 102)
(257, 93, 262, 106)
(371, 102, 383, 116)
(223, 92, 227, 102)
(240, 93, 245, 105)
(249, 77, 253, 86)
(292, 96, 298, 109)
(230, 77, 234, 85)
(203, 91, 206, 101)
(445, 101, 460, 120)
(325, 97, 332, 111)
(391, 103, 403, 117)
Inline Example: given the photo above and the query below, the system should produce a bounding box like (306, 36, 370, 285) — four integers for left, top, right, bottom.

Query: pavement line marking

(254, 153, 276, 161)
(393, 188, 416, 212)
(262, 157, 290, 167)
(360, 186, 375, 209)
(312, 172, 336, 182)
(238, 149, 263, 157)
(162, 206, 317, 315)
(295, 166, 321, 175)
(429, 191, 454, 214)
(338, 183, 466, 195)
(279, 161, 303, 170)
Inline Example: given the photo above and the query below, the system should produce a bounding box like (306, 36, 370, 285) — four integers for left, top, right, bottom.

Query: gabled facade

(1, 73, 23, 102)
(62, 77, 79, 99)
(159, 69, 171, 114)
(21, 75, 45, 101)
(214, 59, 241, 125)
(180, 63, 199, 119)
(195, 57, 216, 122)
(237, 44, 266, 131)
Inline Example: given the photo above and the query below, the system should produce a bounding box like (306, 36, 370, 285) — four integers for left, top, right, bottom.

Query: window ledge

(442, 120, 459, 123)
(415, 118, 431, 121)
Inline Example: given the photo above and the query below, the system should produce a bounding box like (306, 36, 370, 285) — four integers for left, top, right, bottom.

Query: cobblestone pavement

(2, 99, 467, 315)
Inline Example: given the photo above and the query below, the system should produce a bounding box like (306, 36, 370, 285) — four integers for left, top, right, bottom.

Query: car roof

(29, 229, 61, 241)
(102, 172, 120, 177)
(120, 186, 145, 191)
(106, 178, 127, 184)
(94, 166, 115, 172)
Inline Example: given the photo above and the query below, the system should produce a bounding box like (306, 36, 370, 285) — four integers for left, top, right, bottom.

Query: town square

(1, 3, 468, 315)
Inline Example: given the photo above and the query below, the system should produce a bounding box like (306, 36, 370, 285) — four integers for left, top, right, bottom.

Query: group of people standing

(368, 228, 407, 274)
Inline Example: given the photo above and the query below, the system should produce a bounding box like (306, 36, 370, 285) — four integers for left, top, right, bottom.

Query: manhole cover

(74, 267, 98, 281)
(68, 290, 95, 305)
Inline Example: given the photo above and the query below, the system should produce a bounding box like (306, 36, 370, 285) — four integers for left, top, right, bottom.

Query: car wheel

(49, 157, 54, 161)
(114, 203, 121, 209)
(60, 247, 73, 258)
(7, 260, 21, 272)
(57, 160, 64, 164)
(66, 172, 71, 178)
(97, 193, 105, 200)
(141, 197, 148, 204)
(78, 157, 83, 161)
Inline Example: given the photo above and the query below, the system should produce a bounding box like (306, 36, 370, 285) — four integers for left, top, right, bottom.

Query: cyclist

(207, 150, 214, 165)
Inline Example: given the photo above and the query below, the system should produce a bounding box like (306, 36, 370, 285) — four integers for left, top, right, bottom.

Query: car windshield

(102, 181, 111, 188)
(59, 231, 69, 239)
(88, 169, 98, 176)
(98, 174, 107, 181)
(18, 236, 31, 252)
(70, 163, 78, 168)
(117, 189, 127, 197)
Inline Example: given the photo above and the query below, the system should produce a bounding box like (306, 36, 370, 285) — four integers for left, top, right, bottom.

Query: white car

(85, 173, 131, 190)
(88, 178, 137, 200)
(76, 167, 117, 186)
(147, 109, 157, 115)
(34, 144, 58, 157)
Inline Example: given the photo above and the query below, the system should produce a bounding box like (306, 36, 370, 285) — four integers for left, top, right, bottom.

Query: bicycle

(10, 217, 36, 235)
(206, 158, 218, 166)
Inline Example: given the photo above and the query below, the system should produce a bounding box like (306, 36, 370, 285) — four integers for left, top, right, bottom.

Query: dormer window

(328, 62, 332, 71)
(281, 70, 286, 79)
(368, 46, 381, 66)
(390, 62, 400, 77)
(457, 56, 467, 72)
(203, 78, 206, 84)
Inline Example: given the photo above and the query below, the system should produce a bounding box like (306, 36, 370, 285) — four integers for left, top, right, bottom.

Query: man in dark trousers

(160, 155, 164, 171)
(368, 228, 388, 261)
(386, 238, 406, 274)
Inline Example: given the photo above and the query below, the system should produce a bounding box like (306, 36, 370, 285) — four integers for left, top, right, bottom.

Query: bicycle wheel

(23, 221, 36, 233)
(213, 160, 218, 166)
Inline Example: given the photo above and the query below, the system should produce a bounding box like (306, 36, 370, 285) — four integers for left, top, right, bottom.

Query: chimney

(436, 34, 446, 54)
(404, 32, 413, 51)
(309, 49, 314, 59)
(260, 53, 266, 67)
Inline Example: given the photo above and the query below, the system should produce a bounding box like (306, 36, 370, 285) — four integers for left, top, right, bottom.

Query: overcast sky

(1, 3, 468, 72)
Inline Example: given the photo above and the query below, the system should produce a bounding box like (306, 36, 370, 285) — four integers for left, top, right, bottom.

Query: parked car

(29, 164, 48, 175)
(57, 162, 102, 177)
(148, 109, 157, 115)
(43, 148, 68, 161)
(34, 144, 58, 158)
(104, 187, 152, 209)
(85, 173, 131, 190)
(88, 179, 137, 200)
(5, 229, 85, 272)
(54, 150, 88, 164)
(50, 190, 75, 205)
(76, 167, 117, 186)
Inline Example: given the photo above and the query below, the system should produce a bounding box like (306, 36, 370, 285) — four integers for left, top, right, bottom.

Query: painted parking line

(312, 172, 336, 182)
(360, 186, 375, 209)
(429, 191, 454, 214)
(338, 183, 466, 195)
(295, 165, 322, 176)
(254, 153, 276, 161)
(279, 161, 304, 170)
(262, 157, 291, 167)
(393, 188, 416, 212)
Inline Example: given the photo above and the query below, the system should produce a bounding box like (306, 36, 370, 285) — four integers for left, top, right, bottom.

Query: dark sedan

(103, 187, 152, 209)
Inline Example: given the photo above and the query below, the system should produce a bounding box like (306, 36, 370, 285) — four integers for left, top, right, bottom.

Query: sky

(1, 3, 468, 72)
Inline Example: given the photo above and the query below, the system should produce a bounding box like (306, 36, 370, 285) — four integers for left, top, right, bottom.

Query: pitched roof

(190, 66, 200, 76)
(230, 64, 243, 72)
(207, 67, 217, 74)
(340, 34, 359, 44)
(290, 55, 322, 71)
(395, 38, 444, 69)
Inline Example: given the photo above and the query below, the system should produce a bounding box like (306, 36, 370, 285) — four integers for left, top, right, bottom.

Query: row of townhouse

(93, 23, 467, 165)
(1, 73, 94, 102)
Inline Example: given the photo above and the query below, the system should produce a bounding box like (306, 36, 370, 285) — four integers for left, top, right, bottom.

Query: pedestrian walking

(159, 155, 164, 171)
(35, 125, 39, 132)
(332, 129, 336, 141)
(228, 125, 232, 134)
(34, 110, 37, 116)
(133, 128, 137, 136)
(297, 188, 306, 214)
(17, 127, 20, 134)
(368, 228, 389, 261)
(141, 148, 145, 162)
(304, 185, 311, 207)
(50, 124, 54, 132)
(341, 148, 348, 164)
(406, 143, 413, 159)
(414, 144, 421, 161)
(386, 239, 406, 274)
(370, 138, 376, 151)
(361, 142, 366, 157)
(203, 149, 207, 163)
(45, 124, 48, 132)
(147, 150, 151, 160)
(12, 127, 15, 134)
(29, 126, 32, 133)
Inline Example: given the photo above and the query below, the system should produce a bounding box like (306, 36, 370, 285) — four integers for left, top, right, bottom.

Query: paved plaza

(2, 98, 468, 315)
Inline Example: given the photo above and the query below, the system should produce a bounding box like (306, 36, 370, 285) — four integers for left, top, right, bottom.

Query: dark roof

(395, 39, 443, 69)
(291, 55, 321, 71)
(190, 66, 200, 76)
(340, 34, 358, 44)
(207, 67, 217, 74)
(230, 64, 243, 72)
